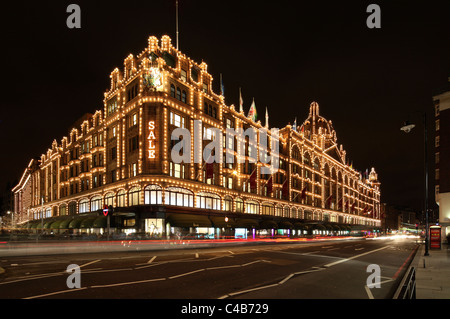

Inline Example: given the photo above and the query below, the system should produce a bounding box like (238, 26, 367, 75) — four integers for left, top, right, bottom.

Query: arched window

(129, 186, 141, 206)
(79, 199, 90, 213)
(275, 205, 283, 217)
(165, 187, 193, 207)
(235, 197, 244, 213)
(203, 102, 208, 114)
(170, 84, 176, 98)
(91, 196, 102, 211)
(314, 158, 320, 171)
(104, 192, 114, 206)
(262, 203, 274, 216)
(117, 190, 126, 207)
(59, 204, 67, 216)
(304, 152, 311, 167)
(144, 184, 162, 205)
(284, 206, 290, 218)
(181, 90, 187, 103)
(291, 207, 298, 219)
(68, 202, 77, 215)
(246, 200, 259, 214)
(176, 87, 181, 100)
(223, 196, 232, 212)
(196, 192, 220, 210)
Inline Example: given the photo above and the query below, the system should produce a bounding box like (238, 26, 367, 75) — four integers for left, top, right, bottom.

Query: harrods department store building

(12, 35, 381, 238)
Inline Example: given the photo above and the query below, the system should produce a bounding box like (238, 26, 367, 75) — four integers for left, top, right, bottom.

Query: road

(0, 237, 418, 300)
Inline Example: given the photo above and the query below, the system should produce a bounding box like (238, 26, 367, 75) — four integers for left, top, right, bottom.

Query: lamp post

(400, 112, 429, 256)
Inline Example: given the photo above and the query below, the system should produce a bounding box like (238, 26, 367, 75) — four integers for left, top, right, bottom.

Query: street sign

(103, 205, 109, 216)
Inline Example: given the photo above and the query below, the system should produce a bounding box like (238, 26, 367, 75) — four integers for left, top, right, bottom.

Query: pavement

(410, 242, 450, 299)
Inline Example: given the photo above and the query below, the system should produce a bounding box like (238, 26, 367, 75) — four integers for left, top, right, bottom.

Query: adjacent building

(12, 35, 381, 238)
(433, 79, 450, 242)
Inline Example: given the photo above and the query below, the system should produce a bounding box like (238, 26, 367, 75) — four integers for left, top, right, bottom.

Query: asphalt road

(0, 237, 418, 300)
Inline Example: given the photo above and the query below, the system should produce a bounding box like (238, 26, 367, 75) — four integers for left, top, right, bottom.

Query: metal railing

(393, 266, 416, 299)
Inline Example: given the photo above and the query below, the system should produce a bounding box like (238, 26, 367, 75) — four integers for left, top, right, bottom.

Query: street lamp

(400, 112, 429, 256)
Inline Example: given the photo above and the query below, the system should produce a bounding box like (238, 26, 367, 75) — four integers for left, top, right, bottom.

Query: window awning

(166, 214, 212, 228)
(278, 221, 294, 229)
(259, 220, 278, 229)
(68, 218, 84, 229)
(92, 216, 107, 228)
(235, 218, 259, 229)
(80, 217, 97, 228)
(210, 216, 236, 228)
(43, 221, 54, 229)
(59, 218, 72, 229)
(294, 222, 309, 230)
(50, 220, 63, 229)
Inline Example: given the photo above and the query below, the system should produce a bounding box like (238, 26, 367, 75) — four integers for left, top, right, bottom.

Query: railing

(393, 266, 416, 299)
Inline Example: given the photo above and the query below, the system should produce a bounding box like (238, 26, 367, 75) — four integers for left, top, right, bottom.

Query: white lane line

(80, 259, 101, 268)
(23, 287, 88, 299)
(302, 251, 319, 255)
(228, 250, 234, 255)
(90, 277, 166, 289)
(323, 245, 390, 268)
(147, 256, 157, 264)
(169, 268, 205, 279)
(355, 247, 364, 251)
(365, 285, 375, 299)
(195, 253, 199, 258)
(219, 267, 325, 299)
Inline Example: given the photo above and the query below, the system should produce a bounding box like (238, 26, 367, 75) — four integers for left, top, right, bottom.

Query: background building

(433, 78, 450, 242)
(12, 35, 381, 239)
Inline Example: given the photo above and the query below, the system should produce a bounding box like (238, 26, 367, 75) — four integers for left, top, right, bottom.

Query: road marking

(80, 259, 101, 268)
(147, 256, 157, 264)
(355, 248, 364, 251)
(195, 253, 199, 258)
(228, 250, 234, 255)
(23, 287, 88, 299)
(302, 251, 319, 255)
(90, 277, 166, 288)
(219, 267, 325, 299)
(365, 285, 375, 299)
(323, 245, 390, 268)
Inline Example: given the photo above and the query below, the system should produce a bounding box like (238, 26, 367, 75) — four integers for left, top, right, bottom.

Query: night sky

(1, 0, 449, 212)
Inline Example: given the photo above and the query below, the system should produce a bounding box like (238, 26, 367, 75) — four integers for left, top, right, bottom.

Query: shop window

(144, 185, 163, 204)
(129, 187, 141, 206)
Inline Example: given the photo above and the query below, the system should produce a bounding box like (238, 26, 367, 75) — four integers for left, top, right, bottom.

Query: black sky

(1, 0, 449, 212)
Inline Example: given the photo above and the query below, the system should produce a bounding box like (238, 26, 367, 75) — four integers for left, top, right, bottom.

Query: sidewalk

(411, 243, 450, 299)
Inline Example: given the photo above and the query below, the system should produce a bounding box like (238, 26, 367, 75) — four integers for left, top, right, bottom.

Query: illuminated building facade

(434, 81, 450, 242)
(12, 35, 381, 237)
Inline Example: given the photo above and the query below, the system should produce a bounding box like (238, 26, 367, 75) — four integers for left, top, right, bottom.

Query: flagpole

(195, 152, 213, 180)
(176, 0, 179, 50)
(240, 166, 258, 191)
(239, 87, 243, 113)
